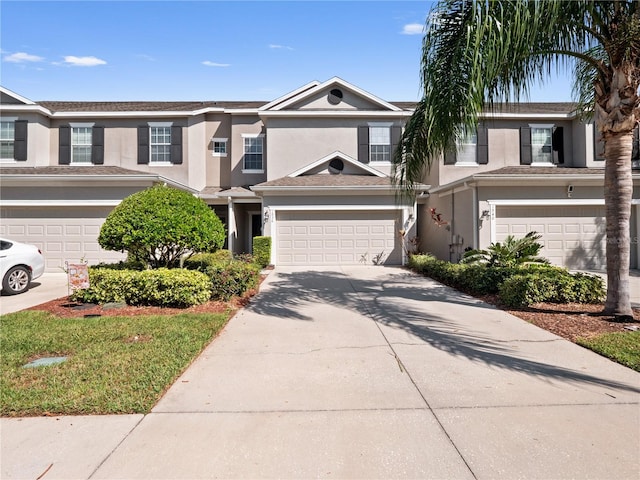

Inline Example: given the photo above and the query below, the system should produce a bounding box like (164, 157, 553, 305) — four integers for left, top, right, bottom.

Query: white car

(0, 237, 45, 295)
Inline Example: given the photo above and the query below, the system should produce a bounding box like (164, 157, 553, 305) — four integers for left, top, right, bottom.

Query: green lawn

(0, 310, 231, 417)
(577, 331, 640, 372)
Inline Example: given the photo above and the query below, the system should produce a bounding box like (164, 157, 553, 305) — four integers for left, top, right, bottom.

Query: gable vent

(328, 88, 343, 105)
(328, 158, 344, 174)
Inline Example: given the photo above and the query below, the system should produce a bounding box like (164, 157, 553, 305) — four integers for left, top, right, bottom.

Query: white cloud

(4, 52, 44, 63)
(202, 61, 230, 67)
(63, 56, 107, 67)
(401, 23, 424, 35)
(269, 44, 294, 51)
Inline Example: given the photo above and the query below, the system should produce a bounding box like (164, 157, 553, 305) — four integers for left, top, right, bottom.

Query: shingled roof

(38, 100, 267, 112)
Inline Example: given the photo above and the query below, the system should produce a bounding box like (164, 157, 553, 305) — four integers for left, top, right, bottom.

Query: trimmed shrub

(98, 185, 225, 268)
(183, 250, 233, 271)
(252, 236, 271, 268)
(407, 254, 465, 286)
(71, 268, 211, 307)
(205, 262, 261, 301)
(499, 270, 605, 307)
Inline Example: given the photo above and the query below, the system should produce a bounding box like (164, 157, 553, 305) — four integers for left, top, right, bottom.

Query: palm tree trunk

(603, 130, 634, 319)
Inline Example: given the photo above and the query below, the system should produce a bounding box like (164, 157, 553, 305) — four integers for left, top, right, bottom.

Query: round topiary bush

(99, 185, 225, 268)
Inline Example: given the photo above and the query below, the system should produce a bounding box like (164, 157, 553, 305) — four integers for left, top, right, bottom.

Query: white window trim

(149, 122, 173, 165)
(212, 137, 228, 157)
(241, 133, 264, 173)
(0, 117, 18, 163)
(367, 122, 393, 164)
(70, 124, 94, 165)
(529, 123, 555, 166)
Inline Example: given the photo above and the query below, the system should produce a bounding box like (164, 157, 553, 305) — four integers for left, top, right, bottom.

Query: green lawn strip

(1, 310, 231, 416)
(577, 331, 640, 372)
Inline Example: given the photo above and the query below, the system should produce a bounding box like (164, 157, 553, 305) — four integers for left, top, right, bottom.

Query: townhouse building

(1, 78, 638, 272)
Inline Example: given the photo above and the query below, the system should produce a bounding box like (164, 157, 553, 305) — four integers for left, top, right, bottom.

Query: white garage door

(496, 205, 606, 270)
(0, 206, 125, 272)
(276, 210, 402, 265)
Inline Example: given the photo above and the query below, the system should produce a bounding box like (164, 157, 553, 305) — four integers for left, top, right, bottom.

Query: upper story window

(212, 138, 228, 157)
(0, 118, 27, 162)
(72, 126, 93, 164)
(358, 123, 401, 164)
(150, 126, 171, 164)
(242, 134, 264, 172)
(369, 126, 391, 163)
(137, 123, 182, 166)
(59, 124, 104, 165)
(0, 120, 15, 160)
(521, 124, 564, 166)
(444, 125, 488, 166)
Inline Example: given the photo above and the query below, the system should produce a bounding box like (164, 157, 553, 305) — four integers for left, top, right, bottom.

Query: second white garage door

(276, 210, 402, 265)
(495, 205, 606, 270)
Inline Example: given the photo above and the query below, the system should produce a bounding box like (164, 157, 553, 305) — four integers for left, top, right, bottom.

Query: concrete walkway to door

(2, 266, 639, 479)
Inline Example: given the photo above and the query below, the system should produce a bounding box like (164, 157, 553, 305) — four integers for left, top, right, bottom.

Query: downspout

(449, 191, 455, 263)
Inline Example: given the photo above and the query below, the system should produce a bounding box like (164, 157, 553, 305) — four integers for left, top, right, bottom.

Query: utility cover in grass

(23, 357, 68, 368)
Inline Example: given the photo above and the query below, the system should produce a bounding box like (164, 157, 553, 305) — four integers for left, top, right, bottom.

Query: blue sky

(1, 0, 574, 103)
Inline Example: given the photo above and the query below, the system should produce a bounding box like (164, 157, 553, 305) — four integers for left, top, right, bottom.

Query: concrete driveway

(2, 266, 639, 479)
(0, 273, 69, 315)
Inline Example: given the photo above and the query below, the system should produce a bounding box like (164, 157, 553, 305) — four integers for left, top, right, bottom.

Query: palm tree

(394, 0, 639, 319)
(462, 231, 549, 268)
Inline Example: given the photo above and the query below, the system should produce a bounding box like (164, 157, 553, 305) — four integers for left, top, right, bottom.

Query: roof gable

(0, 86, 36, 105)
(263, 77, 402, 112)
(288, 151, 386, 178)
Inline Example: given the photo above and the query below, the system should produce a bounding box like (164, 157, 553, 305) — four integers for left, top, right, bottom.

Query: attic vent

(328, 89, 343, 105)
(328, 158, 344, 174)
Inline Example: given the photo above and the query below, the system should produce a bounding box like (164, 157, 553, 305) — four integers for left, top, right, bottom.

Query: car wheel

(2, 266, 32, 295)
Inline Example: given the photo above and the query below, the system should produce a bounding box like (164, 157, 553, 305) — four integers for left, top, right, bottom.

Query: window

(71, 126, 92, 163)
(150, 126, 171, 164)
(59, 124, 103, 165)
(531, 126, 553, 164)
(242, 134, 263, 172)
(0, 120, 15, 160)
(358, 123, 400, 164)
(520, 124, 563, 165)
(455, 129, 478, 165)
(212, 138, 228, 157)
(444, 125, 488, 165)
(137, 123, 181, 165)
(369, 126, 391, 163)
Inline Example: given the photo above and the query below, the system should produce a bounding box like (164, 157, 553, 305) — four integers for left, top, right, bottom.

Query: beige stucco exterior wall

(230, 116, 266, 187)
(264, 117, 402, 180)
(204, 113, 232, 189)
(289, 89, 385, 111)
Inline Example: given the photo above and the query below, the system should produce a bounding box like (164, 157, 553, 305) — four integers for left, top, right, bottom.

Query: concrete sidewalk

(2, 266, 639, 479)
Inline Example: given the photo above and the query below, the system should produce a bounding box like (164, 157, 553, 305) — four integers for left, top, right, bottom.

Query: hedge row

(72, 251, 262, 307)
(71, 268, 211, 307)
(408, 254, 604, 307)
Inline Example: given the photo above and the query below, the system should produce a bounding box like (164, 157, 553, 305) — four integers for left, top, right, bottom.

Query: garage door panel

(1, 206, 125, 272)
(276, 210, 402, 265)
(496, 206, 606, 270)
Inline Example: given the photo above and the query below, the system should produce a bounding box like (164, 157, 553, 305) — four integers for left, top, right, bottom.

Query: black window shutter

(477, 125, 488, 164)
(358, 126, 369, 163)
(171, 126, 183, 164)
(443, 148, 456, 165)
(632, 124, 639, 162)
(59, 125, 71, 165)
(520, 127, 532, 165)
(390, 125, 402, 159)
(552, 126, 564, 164)
(14, 120, 28, 161)
(138, 126, 149, 164)
(92, 126, 104, 164)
